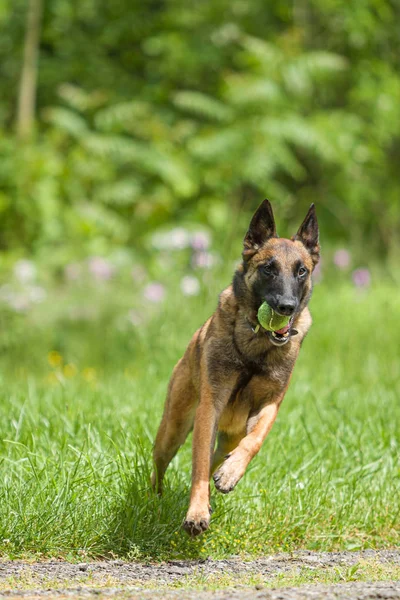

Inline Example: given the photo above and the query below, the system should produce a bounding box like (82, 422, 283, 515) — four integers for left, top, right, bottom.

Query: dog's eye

(262, 265, 274, 276)
(298, 266, 308, 278)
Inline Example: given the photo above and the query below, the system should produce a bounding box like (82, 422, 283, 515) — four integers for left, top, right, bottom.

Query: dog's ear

(243, 199, 277, 260)
(293, 204, 320, 266)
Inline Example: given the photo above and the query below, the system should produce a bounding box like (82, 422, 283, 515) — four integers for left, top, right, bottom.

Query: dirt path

(2, 581, 400, 600)
(0, 550, 399, 599)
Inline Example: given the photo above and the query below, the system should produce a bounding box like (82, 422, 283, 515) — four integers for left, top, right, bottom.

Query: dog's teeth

(272, 331, 289, 339)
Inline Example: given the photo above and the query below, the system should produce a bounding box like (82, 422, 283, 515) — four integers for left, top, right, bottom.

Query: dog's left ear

(293, 204, 320, 266)
(243, 199, 277, 260)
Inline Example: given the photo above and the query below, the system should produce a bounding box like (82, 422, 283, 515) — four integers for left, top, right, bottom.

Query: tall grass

(0, 276, 398, 560)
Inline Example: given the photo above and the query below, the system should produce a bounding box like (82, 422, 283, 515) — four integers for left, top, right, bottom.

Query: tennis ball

(257, 301, 291, 332)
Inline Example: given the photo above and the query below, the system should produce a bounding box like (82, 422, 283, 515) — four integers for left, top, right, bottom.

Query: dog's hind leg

(151, 358, 197, 494)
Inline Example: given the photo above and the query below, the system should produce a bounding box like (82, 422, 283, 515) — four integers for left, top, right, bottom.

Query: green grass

(0, 276, 399, 560)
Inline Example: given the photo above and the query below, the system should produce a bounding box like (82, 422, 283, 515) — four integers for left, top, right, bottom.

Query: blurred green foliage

(1, 0, 400, 263)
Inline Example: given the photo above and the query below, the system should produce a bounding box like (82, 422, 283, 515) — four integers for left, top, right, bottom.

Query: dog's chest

(217, 367, 288, 436)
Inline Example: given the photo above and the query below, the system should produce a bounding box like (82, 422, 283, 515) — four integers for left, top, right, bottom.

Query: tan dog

(152, 199, 320, 536)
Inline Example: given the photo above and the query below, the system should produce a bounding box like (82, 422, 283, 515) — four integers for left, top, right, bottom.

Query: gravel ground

(0, 550, 399, 599)
(0, 581, 399, 600)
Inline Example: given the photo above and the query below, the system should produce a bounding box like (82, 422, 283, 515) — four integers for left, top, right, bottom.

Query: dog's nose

(276, 301, 296, 316)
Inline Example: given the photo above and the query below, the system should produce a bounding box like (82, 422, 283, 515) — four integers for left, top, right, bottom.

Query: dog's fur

(152, 199, 320, 536)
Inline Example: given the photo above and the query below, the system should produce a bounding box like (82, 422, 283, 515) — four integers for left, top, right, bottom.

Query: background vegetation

(1, 0, 400, 264)
(0, 0, 399, 561)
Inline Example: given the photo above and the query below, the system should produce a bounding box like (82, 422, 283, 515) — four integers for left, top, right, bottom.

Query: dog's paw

(213, 450, 247, 494)
(182, 514, 210, 537)
(182, 505, 212, 537)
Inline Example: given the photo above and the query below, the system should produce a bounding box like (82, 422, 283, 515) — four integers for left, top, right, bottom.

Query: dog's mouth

(267, 316, 295, 346)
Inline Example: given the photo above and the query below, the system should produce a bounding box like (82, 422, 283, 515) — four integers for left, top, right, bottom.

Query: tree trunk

(16, 0, 43, 140)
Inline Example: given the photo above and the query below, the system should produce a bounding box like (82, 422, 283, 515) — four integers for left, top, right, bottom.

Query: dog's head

(234, 199, 320, 346)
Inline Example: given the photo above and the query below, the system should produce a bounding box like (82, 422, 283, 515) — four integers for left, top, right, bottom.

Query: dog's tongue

(275, 317, 293, 335)
(275, 323, 291, 335)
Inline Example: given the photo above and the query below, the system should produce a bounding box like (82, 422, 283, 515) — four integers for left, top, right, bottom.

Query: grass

(0, 272, 399, 561)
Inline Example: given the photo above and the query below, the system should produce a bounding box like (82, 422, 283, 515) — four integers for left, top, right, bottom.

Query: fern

(259, 116, 336, 161)
(225, 75, 282, 107)
(172, 91, 233, 123)
(43, 107, 88, 138)
(58, 84, 108, 112)
(190, 127, 247, 160)
(241, 151, 276, 188)
(95, 180, 142, 206)
(94, 101, 152, 133)
(240, 35, 283, 67)
(83, 134, 145, 162)
(76, 202, 129, 240)
(83, 134, 196, 197)
(284, 52, 348, 96)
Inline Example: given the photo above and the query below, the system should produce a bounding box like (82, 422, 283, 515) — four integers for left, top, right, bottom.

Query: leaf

(94, 101, 153, 133)
(57, 84, 107, 112)
(76, 202, 129, 240)
(95, 180, 142, 206)
(43, 107, 88, 138)
(260, 116, 337, 161)
(284, 52, 348, 96)
(240, 35, 283, 66)
(83, 135, 196, 197)
(189, 129, 244, 160)
(172, 91, 233, 122)
(225, 75, 282, 107)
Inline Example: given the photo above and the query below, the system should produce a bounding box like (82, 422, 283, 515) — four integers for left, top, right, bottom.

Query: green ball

(257, 301, 291, 332)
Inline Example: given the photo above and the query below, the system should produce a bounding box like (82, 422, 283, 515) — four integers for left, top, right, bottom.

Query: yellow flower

(48, 351, 63, 368)
(63, 363, 77, 378)
(82, 367, 97, 382)
(44, 372, 59, 386)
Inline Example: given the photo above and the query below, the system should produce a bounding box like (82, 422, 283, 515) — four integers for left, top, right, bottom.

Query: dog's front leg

(213, 399, 281, 494)
(182, 380, 228, 537)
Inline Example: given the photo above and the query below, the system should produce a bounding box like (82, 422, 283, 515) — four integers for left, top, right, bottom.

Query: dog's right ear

(243, 199, 277, 260)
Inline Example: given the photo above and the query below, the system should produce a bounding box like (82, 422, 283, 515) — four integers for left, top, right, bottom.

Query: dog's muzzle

(267, 316, 297, 346)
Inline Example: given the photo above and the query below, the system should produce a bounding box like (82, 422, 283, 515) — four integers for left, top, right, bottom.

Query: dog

(152, 199, 320, 536)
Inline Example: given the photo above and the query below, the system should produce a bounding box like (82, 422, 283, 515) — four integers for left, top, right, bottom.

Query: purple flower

(333, 249, 351, 270)
(180, 275, 200, 296)
(87, 257, 115, 281)
(312, 261, 323, 283)
(192, 251, 215, 269)
(151, 227, 191, 250)
(143, 282, 165, 303)
(127, 309, 144, 326)
(13, 260, 36, 284)
(352, 268, 371, 289)
(191, 231, 211, 252)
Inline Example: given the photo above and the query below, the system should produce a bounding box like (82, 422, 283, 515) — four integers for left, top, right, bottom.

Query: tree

(16, 0, 43, 140)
